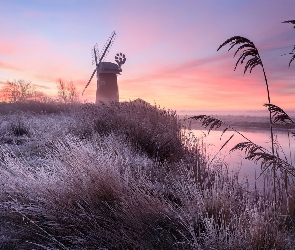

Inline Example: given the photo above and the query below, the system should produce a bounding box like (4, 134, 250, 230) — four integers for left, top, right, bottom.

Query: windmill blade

(93, 46, 98, 66)
(98, 31, 116, 63)
(92, 43, 99, 65)
(82, 68, 96, 95)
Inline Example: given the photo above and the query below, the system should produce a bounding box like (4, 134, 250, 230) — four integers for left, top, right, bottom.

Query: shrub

(71, 99, 185, 163)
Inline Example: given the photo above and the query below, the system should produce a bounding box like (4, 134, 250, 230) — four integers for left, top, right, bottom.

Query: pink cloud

(0, 61, 21, 71)
(0, 40, 18, 55)
(0, 0, 294, 111)
(118, 49, 283, 111)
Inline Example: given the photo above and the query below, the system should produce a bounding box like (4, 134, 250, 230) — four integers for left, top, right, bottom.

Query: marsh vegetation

(0, 100, 294, 249)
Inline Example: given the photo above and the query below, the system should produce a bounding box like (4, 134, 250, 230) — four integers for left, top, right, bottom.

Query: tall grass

(191, 31, 295, 214)
(282, 20, 295, 66)
(0, 101, 294, 249)
(216, 36, 280, 209)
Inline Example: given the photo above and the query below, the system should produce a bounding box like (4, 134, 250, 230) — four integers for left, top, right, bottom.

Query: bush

(71, 99, 185, 163)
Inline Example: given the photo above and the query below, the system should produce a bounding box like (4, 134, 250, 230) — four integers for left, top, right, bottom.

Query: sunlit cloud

(0, 61, 21, 71)
(0, 0, 294, 111)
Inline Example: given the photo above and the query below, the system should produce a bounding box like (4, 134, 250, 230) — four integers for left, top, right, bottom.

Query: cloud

(1, 0, 294, 110)
(0, 61, 21, 71)
(0, 40, 18, 55)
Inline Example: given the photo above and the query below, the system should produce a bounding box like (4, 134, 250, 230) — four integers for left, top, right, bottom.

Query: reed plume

(264, 103, 295, 125)
(282, 20, 295, 66)
(217, 35, 278, 209)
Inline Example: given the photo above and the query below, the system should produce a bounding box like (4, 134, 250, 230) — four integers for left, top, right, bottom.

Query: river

(191, 127, 295, 190)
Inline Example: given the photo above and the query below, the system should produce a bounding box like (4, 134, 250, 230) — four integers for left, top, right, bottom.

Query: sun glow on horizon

(0, 0, 294, 111)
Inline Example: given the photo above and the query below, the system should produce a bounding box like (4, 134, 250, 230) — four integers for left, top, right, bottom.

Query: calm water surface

(191, 128, 295, 190)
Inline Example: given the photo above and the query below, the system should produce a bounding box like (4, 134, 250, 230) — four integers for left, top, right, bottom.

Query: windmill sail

(93, 47, 98, 66)
(98, 31, 116, 63)
(82, 68, 96, 95)
(83, 31, 125, 104)
(82, 31, 116, 96)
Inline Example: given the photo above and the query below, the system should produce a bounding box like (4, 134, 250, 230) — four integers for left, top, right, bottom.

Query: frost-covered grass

(0, 100, 294, 249)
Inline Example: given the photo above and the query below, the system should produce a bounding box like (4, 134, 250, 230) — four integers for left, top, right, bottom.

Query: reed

(0, 102, 293, 248)
(191, 27, 295, 215)
(282, 20, 295, 66)
(217, 36, 280, 210)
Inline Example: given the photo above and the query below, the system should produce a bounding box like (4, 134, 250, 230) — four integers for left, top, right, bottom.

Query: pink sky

(0, 0, 295, 112)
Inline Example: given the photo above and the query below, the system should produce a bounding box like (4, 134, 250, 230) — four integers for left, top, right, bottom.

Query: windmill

(82, 31, 126, 104)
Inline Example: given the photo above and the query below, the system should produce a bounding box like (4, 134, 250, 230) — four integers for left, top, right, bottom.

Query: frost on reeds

(0, 101, 294, 249)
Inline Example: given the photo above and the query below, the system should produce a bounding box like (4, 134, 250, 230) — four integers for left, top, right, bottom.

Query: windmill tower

(82, 31, 126, 104)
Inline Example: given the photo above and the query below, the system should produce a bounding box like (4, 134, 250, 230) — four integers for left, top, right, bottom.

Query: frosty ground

(0, 101, 294, 249)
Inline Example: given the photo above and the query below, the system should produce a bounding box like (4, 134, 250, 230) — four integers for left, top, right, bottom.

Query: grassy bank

(0, 101, 294, 249)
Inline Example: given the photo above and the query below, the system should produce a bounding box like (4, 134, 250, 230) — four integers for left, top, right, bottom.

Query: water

(191, 128, 295, 190)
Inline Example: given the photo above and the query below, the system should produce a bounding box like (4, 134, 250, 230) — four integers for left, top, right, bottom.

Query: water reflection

(191, 128, 295, 190)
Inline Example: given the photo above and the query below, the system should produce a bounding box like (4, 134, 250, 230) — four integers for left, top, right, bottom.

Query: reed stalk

(216, 36, 276, 211)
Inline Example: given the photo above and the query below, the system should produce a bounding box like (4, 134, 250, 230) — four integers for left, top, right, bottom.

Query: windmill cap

(98, 62, 122, 74)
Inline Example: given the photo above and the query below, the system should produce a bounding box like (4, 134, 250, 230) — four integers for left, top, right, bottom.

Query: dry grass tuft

(0, 101, 294, 249)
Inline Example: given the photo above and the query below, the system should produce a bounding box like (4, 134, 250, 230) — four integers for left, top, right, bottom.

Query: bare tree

(57, 79, 78, 103)
(1, 80, 34, 103)
(67, 81, 78, 103)
(57, 79, 68, 103)
(32, 90, 52, 103)
(18, 80, 33, 102)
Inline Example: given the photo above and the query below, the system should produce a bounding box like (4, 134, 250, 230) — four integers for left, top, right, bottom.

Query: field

(1, 100, 295, 249)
